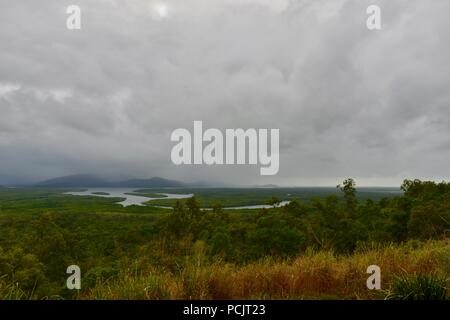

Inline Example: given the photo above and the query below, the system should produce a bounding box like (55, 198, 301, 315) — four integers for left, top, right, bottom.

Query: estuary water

(65, 188, 193, 207)
(65, 188, 290, 209)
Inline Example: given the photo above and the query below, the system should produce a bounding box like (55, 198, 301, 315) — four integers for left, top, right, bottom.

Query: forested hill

(34, 174, 185, 188)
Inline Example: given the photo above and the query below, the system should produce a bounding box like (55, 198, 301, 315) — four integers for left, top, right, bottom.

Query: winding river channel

(66, 188, 289, 210)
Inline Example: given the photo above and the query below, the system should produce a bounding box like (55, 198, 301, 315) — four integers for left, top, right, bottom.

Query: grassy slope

(82, 240, 450, 300)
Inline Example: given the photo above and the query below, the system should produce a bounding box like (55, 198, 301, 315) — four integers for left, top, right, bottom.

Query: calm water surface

(65, 188, 289, 209)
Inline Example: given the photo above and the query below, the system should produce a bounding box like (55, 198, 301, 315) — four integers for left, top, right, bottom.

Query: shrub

(385, 273, 449, 300)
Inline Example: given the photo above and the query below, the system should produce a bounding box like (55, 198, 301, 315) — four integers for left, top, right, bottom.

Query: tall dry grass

(83, 240, 450, 300)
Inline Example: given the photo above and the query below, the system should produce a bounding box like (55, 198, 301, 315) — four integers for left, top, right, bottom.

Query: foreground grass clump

(0, 276, 33, 300)
(385, 273, 449, 300)
(82, 240, 450, 300)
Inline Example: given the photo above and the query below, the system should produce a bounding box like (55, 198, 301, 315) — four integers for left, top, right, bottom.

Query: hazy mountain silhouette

(113, 177, 185, 188)
(35, 174, 186, 188)
(35, 174, 109, 187)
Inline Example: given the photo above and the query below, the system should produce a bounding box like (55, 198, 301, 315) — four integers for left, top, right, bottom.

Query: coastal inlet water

(65, 188, 193, 207)
(65, 188, 290, 209)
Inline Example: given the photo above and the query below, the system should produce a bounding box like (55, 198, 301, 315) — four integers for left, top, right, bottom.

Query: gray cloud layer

(0, 0, 449, 186)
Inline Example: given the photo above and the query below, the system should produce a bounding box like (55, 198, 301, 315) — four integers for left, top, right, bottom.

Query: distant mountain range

(35, 174, 187, 188)
(252, 184, 280, 188)
(24, 174, 274, 189)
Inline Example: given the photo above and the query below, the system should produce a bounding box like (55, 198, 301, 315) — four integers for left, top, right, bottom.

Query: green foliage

(247, 214, 305, 258)
(408, 201, 450, 239)
(337, 178, 357, 212)
(0, 246, 46, 293)
(0, 179, 449, 299)
(134, 186, 397, 208)
(267, 196, 281, 206)
(25, 213, 70, 281)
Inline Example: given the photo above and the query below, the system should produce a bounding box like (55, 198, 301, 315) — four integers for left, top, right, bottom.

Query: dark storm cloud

(0, 0, 449, 186)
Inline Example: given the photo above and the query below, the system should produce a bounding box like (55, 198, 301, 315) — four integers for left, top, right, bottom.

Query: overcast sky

(0, 0, 449, 186)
